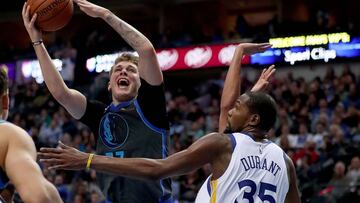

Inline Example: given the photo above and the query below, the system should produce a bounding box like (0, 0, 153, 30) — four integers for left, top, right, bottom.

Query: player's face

(226, 94, 251, 133)
(108, 61, 141, 102)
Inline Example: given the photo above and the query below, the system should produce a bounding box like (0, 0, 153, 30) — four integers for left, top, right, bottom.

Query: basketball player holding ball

(22, 0, 173, 202)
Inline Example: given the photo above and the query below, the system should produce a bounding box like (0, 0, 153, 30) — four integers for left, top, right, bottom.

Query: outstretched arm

(3, 124, 62, 203)
(22, 3, 86, 119)
(219, 43, 273, 132)
(39, 133, 228, 181)
(74, 0, 163, 85)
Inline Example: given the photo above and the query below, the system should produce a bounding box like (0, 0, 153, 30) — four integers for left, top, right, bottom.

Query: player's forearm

(220, 47, 244, 111)
(90, 155, 166, 181)
(102, 10, 153, 53)
(33, 44, 69, 100)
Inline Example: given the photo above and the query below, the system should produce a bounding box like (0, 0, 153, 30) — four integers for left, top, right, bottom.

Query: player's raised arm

(219, 43, 273, 132)
(39, 133, 230, 180)
(3, 124, 62, 203)
(73, 0, 163, 85)
(22, 2, 86, 119)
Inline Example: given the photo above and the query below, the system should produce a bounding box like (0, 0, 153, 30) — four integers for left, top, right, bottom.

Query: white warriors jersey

(195, 132, 289, 203)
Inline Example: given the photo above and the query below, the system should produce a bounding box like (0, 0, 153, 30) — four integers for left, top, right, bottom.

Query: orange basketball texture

(28, 0, 73, 32)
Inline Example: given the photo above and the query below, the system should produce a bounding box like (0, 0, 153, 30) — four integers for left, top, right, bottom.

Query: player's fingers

(38, 152, 63, 159)
(76, 1, 88, 7)
(39, 158, 62, 164)
(268, 68, 276, 79)
(266, 64, 275, 73)
(40, 147, 63, 153)
(258, 43, 271, 47)
(49, 164, 68, 170)
(58, 141, 72, 149)
(29, 13, 37, 27)
(261, 68, 267, 76)
(259, 44, 272, 52)
(24, 5, 30, 20)
(22, 2, 27, 17)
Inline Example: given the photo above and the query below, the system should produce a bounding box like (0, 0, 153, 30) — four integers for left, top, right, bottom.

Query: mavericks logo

(99, 113, 129, 148)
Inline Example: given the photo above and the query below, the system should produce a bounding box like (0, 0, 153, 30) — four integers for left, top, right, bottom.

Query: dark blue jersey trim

(241, 131, 255, 141)
(228, 133, 237, 151)
(207, 178, 211, 196)
(106, 99, 134, 112)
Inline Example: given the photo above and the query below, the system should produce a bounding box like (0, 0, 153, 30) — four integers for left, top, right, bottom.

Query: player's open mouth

(117, 78, 130, 87)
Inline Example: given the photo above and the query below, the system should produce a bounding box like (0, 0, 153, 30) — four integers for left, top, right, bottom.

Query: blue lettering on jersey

(240, 156, 281, 176)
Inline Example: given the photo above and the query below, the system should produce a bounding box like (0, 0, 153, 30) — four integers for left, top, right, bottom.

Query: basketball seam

(37, 0, 71, 23)
(31, 0, 52, 17)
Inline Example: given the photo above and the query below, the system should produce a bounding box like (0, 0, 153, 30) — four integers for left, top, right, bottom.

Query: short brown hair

(109, 53, 139, 77)
(0, 68, 8, 96)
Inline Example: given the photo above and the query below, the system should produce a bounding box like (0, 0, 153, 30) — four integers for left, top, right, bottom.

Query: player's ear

(107, 82, 111, 92)
(249, 114, 260, 126)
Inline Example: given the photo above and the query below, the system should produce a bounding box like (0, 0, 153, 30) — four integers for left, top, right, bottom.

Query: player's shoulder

(205, 132, 235, 150)
(0, 122, 33, 145)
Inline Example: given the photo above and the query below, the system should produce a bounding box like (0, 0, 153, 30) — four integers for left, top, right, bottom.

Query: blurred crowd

(6, 62, 360, 203)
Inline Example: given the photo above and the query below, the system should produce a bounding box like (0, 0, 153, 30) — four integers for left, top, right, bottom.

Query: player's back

(196, 132, 289, 203)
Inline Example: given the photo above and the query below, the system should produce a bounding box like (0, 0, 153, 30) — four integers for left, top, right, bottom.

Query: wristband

(31, 40, 43, 46)
(86, 153, 95, 172)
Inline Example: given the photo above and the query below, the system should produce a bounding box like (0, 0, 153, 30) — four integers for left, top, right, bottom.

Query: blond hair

(109, 53, 139, 77)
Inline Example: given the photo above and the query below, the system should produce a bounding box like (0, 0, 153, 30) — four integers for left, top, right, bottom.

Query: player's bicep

(160, 133, 224, 177)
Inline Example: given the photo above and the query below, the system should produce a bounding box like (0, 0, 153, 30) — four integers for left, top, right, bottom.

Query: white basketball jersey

(195, 132, 289, 203)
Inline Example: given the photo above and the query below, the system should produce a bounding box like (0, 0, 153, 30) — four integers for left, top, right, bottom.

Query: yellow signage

(269, 32, 350, 48)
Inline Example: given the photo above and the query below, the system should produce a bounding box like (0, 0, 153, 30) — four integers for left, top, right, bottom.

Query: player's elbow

(51, 88, 66, 105)
(138, 43, 156, 55)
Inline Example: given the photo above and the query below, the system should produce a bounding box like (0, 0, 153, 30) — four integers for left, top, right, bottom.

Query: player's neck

(241, 127, 267, 141)
(112, 97, 136, 106)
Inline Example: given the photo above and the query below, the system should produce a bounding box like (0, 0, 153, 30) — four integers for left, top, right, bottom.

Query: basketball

(27, 0, 73, 32)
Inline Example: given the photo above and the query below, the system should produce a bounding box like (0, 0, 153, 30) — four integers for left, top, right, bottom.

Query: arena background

(1, 0, 360, 202)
